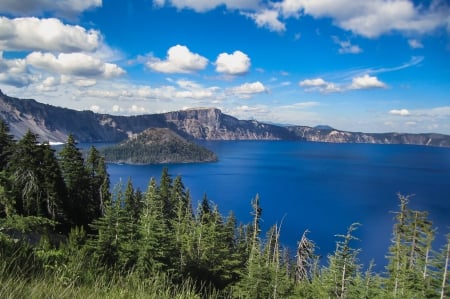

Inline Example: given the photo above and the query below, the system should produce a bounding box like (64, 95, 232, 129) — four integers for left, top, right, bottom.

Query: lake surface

(105, 141, 450, 270)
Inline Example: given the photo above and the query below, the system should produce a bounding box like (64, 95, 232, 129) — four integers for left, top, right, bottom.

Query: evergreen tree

(89, 184, 136, 272)
(0, 119, 14, 171)
(124, 178, 140, 223)
(85, 146, 110, 217)
(172, 184, 194, 280)
(39, 142, 66, 221)
(386, 193, 437, 297)
(322, 223, 361, 299)
(433, 233, 450, 299)
(58, 134, 92, 227)
(158, 167, 175, 221)
(0, 121, 15, 217)
(137, 178, 172, 275)
(8, 130, 44, 216)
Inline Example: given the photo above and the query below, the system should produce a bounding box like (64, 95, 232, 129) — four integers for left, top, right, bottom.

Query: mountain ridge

(1, 90, 449, 147)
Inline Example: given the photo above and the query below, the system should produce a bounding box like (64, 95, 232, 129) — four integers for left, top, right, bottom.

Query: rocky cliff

(1, 90, 449, 147)
(288, 126, 450, 147)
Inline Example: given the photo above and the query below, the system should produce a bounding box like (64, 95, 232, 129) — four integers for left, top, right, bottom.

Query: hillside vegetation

(0, 120, 449, 298)
(100, 128, 218, 164)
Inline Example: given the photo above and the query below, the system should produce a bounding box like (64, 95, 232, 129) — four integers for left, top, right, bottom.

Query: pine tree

(0, 121, 15, 217)
(433, 233, 450, 299)
(89, 183, 137, 273)
(85, 146, 110, 218)
(8, 130, 44, 216)
(386, 193, 437, 297)
(137, 178, 171, 275)
(39, 142, 66, 221)
(323, 223, 361, 299)
(158, 167, 175, 221)
(0, 119, 14, 171)
(58, 134, 92, 227)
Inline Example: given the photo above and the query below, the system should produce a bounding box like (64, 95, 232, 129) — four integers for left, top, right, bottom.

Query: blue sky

(0, 0, 449, 134)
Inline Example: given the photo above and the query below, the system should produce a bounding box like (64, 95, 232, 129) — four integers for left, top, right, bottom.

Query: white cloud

(299, 78, 341, 93)
(300, 74, 386, 92)
(173, 79, 220, 100)
(0, 0, 101, 18)
(408, 39, 424, 49)
(26, 52, 125, 78)
(332, 36, 362, 54)
(90, 105, 101, 113)
(0, 17, 101, 53)
(0, 52, 35, 87)
(271, 0, 450, 38)
(227, 81, 268, 98)
(215, 50, 251, 75)
(154, 0, 259, 12)
(389, 109, 410, 116)
(243, 9, 286, 32)
(147, 45, 208, 74)
(349, 74, 386, 89)
(129, 105, 146, 114)
(299, 78, 328, 87)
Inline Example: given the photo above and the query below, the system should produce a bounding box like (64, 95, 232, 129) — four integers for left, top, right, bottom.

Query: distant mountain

(314, 125, 334, 130)
(100, 128, 217, 164)
(1, 90, 450, 147)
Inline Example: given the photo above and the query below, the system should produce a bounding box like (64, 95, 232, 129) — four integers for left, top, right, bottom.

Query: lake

(105, 141, 450, 270)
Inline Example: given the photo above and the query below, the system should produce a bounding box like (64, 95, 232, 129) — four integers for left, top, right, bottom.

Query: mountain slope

(100, 128, 218, 164)
(1, 90, 450, 147)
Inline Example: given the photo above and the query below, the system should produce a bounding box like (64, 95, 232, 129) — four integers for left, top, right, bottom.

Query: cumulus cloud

(389, 109, 410, 116)
(285, 0, 449, 38)
(243, 9, 286, 32)
(332, 36, 362, 54)
(300, 74, 386, 92)
(215, 50, 251, 75)
(26, 52, 125, 78)
(227, 81, 268, 98)
(147, 45, 208, 74)
(349, 74, 386, 89)
(0, 52, 35, 87)
(0, 17, 101, 53)
(0, 0, 101, 18)
(299, 78, 341, 93)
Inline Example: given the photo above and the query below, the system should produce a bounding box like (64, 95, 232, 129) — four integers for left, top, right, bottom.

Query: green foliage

(385, 193, 439, 298)
(0, 127, 448, 298)
(100, 128, 218, 164)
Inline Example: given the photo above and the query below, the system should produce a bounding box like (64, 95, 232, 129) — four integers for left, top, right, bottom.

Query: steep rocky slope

(1, 90, 449, 147)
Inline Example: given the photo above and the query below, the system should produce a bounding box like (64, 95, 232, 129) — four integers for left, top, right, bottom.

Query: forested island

(0, 119, 449, 298)
(100, 128, 218, 164)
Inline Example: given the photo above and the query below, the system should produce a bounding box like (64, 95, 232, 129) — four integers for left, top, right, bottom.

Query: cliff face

(164, 108, 298, 140)
(288, 127, 450, 147)
(1, 90, 450, 147)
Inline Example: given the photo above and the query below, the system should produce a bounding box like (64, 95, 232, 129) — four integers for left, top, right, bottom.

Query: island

(99, 128, 218, 164)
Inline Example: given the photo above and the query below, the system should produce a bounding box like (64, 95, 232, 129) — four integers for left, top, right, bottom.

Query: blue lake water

(105, 141, 450, 270)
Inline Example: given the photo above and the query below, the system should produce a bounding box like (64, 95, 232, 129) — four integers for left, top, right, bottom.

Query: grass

(0, 258, 226, 299)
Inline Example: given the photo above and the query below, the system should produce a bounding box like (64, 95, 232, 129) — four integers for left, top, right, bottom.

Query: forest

(0, 119, 448, 298)
(100, 128, 218, 164)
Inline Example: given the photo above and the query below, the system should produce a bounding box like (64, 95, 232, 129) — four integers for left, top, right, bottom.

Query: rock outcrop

(1, 90, 449, 147)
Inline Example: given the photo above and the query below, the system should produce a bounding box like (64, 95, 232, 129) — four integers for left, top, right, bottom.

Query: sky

(0, 0, 449, 134)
